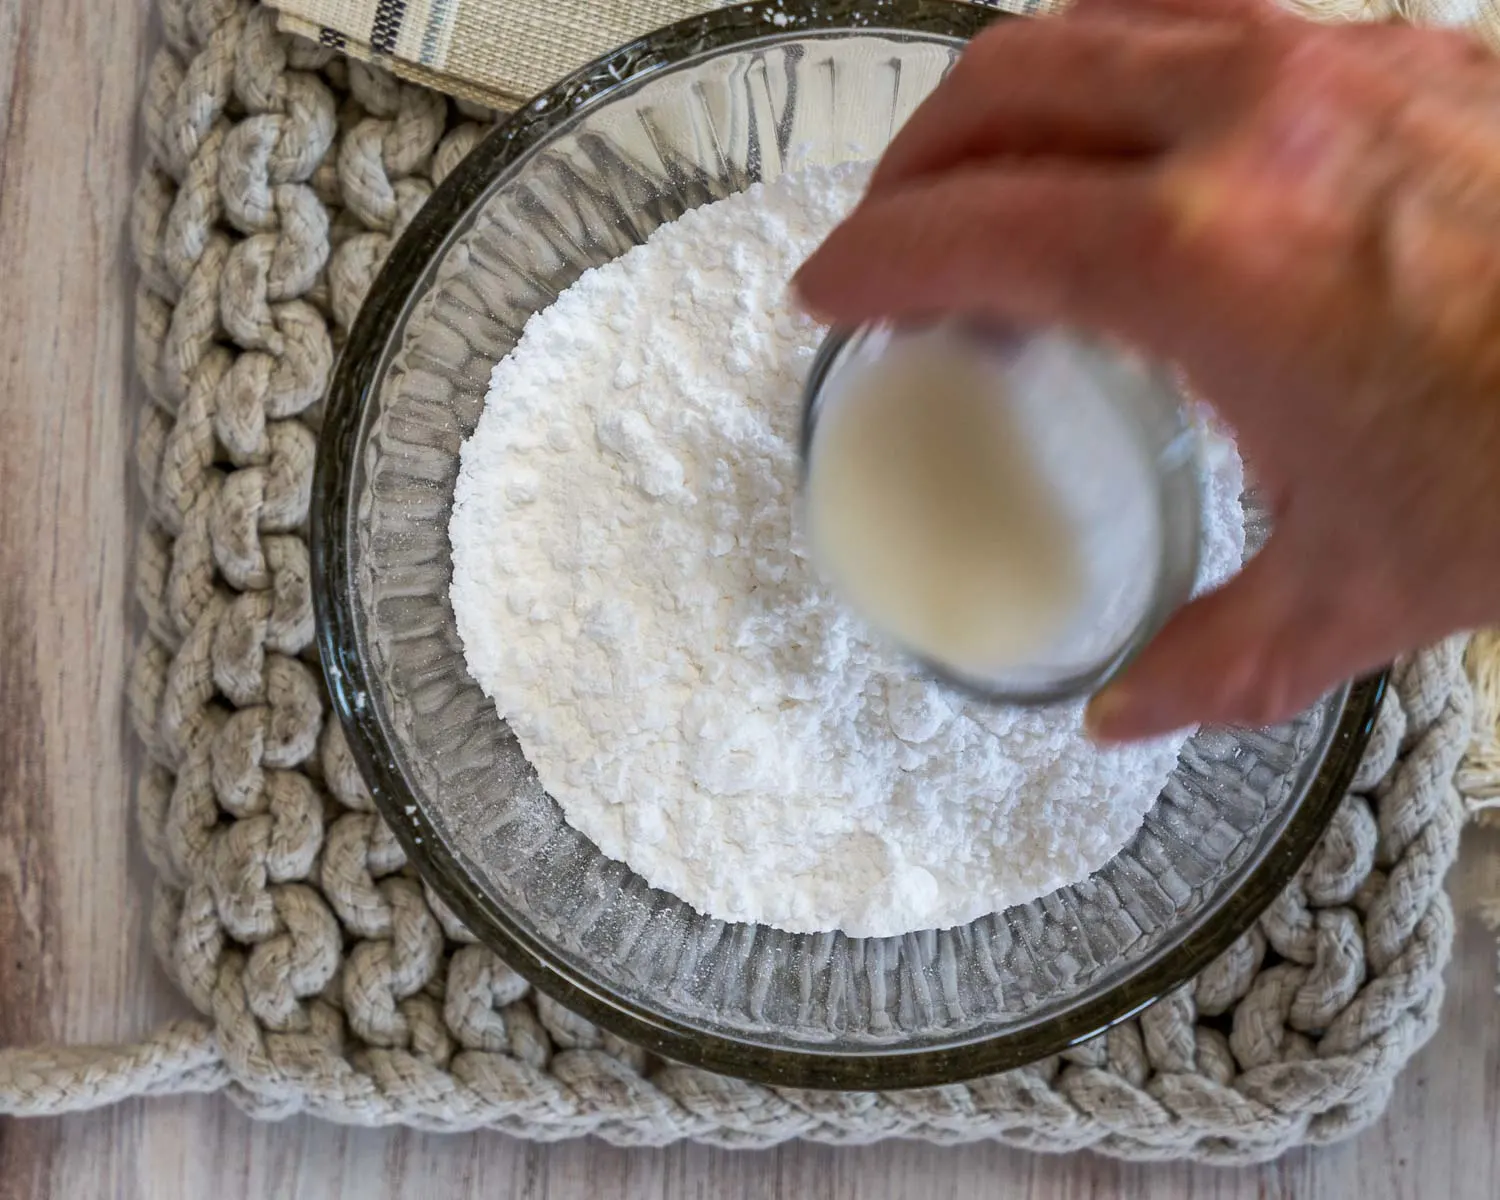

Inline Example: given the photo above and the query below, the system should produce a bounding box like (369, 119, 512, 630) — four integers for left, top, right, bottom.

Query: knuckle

(1220, 669, 1282, 728)
(1224, 644, 1316, 728)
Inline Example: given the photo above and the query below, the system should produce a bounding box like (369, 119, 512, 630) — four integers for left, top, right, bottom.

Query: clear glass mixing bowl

(312, 0, 1385, 1089)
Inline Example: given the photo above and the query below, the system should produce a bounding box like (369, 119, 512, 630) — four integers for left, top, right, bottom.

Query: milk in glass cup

(799, 323, 1203, 705)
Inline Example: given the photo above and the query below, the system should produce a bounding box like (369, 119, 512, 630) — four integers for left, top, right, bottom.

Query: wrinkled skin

(794, 0, 1500, 742)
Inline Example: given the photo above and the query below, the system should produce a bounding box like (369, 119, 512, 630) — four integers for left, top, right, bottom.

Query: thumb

(1084, 540, 1368, 742)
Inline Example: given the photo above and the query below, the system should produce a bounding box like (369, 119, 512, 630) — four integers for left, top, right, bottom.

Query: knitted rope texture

(0, 0, 1487, 1161)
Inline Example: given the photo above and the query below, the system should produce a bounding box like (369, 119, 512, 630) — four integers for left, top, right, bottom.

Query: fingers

(868, 17, 1260, 194)
(1084, 541, 1392, 741)
(794, 164, 1185, 354)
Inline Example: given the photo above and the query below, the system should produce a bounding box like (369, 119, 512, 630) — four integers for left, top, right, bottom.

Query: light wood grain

(2, 1, 1498, 1196)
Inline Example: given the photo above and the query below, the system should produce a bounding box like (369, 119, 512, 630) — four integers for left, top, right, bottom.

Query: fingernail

(1162, 170, 1225, 242)
(787, 276, 824, 320)
(1084, 686, 1131, 743)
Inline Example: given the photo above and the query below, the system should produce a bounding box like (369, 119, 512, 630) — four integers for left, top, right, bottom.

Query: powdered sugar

(450, 163, 1246, 937)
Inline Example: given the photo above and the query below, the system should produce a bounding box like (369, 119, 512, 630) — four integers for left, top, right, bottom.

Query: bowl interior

(316, 6, 1382, 1089)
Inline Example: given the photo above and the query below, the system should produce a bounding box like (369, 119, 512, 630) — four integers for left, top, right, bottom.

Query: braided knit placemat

(0, 0, 1492, 1163)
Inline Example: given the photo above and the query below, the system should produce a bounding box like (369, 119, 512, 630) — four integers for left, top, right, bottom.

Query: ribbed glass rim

(311, 0, 1388, 1090)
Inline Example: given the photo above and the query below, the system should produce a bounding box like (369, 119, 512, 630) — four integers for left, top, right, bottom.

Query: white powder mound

(450, 163, 1246, 938)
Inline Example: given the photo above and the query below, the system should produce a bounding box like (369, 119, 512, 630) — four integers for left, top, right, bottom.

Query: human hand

(793, 0, 1500, 741)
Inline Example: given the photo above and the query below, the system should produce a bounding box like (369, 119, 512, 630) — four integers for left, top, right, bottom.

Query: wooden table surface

(3, 1, 1499, 1196)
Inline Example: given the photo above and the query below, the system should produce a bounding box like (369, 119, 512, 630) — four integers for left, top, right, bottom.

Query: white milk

(805, 327, 1163, 686)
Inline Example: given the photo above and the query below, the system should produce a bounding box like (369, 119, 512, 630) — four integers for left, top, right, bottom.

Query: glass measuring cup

(799, 323, 1205, 705)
